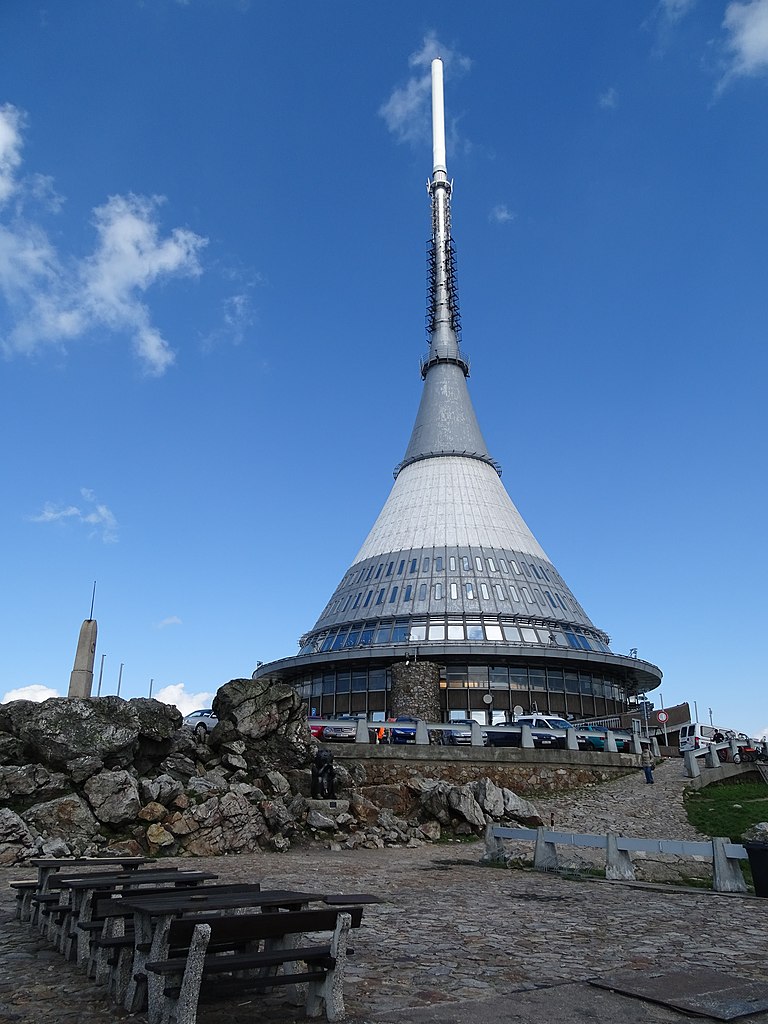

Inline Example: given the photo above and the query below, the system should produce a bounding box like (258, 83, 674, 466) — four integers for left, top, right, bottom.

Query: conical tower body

(257, 60, 661, 720)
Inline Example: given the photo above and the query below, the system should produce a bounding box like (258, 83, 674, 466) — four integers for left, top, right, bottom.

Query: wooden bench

(79, 884, 259, 989)
(144, 906, 365, 1024)
(9, 880, 38, 922)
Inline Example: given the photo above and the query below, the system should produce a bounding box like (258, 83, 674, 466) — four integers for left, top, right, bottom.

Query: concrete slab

(591, 969, 768, 1021)
(359, 980, 768, 1024)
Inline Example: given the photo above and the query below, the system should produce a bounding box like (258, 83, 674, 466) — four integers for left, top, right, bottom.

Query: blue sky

(1, 1, 766, 737)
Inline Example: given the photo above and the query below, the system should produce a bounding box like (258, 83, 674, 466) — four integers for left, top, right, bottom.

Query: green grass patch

(684, 780, 768, 842)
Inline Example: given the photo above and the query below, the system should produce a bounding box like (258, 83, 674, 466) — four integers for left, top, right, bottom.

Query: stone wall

(389, 661, 441, 719)
(331, 751, 635, 797)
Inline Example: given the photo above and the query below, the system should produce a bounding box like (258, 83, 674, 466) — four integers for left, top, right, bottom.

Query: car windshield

(549, 719, 571, 729)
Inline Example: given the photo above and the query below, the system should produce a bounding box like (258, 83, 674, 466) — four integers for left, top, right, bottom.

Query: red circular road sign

(657, 711, 669, 723)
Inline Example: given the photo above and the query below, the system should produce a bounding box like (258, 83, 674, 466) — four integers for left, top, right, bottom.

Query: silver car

(183, 708, 218, 741)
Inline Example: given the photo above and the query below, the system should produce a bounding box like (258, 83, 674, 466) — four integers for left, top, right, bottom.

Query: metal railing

(684, 738, 768, 778)
(312, 717, 658, 755)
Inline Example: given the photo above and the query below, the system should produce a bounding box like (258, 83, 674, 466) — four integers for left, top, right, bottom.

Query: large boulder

(0, 697, 181, 771)
(211, 679, 314, 770)
(83, 770, 142, 825)
(170, 792, 271, 856)
(0, 808, 37, 864)
(0, 765, 70, 803)
(22, 794, 100, 852)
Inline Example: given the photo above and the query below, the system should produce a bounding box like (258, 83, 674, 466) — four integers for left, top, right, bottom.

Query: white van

(679, 723, 717, 753)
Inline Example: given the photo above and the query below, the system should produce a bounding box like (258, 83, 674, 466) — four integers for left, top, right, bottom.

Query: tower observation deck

(255, 59, 661, 721)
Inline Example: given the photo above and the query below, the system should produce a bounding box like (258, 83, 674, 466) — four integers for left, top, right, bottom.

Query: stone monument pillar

(390, 660, 441, 720)
(68, 619, 98, 698)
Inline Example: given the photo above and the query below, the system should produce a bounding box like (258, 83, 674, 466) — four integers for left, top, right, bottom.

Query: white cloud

(379, 32, 471, 147)
(0, 104, 23, 206)
(153, 682, 214, 717)
(598, 87, 619, 109)
(156, 616, 183, 629)
(489, 204, 515, 225)
(0, 105, 207, 375)
(722, 0, 768, 80)
(1, 684, 60, 703)
(31, 487, 118, 543)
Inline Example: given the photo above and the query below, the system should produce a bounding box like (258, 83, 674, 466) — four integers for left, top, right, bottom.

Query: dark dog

(311, 748, 336, 800)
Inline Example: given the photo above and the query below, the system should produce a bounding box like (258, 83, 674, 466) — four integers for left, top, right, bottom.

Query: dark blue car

(390, 716, 420, 744)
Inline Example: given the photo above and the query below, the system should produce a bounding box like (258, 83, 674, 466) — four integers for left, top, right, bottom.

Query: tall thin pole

(117, 662, 124, 697)
(97, 653, 106, 697)
(148, 678, 153, 698)
(89, 580, 96, 620)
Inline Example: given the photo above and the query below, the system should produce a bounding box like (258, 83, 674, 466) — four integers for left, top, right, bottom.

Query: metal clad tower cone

(257, 60, 661, 721)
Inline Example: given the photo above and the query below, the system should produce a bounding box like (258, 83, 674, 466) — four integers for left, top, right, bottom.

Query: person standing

(641, 746, 655, 784)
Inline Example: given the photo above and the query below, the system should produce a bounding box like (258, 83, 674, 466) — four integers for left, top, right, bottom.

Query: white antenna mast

(431, 58, 447, 177)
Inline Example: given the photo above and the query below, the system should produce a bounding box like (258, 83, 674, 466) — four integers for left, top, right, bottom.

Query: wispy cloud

(658, 0, 698, 24)
(154, 682, 214, 716)
(379, 32, 472, 148)
(1, 684, 60, 703)
(720, 0, 768, 84)
(598, 87, 619, 109)
(201, 268, 262, 350)
(489, 204, 515, 225)
(0, 104, 207, 375)
(647, 0, 698, 55)
(156, 616, 183, 629)
(31, 487, 118, 543)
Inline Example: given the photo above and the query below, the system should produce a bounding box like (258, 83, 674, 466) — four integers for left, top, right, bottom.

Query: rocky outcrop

(0, 696, 181, 771)
(0, 678, 542, 864)
(210, 678, 313, 771)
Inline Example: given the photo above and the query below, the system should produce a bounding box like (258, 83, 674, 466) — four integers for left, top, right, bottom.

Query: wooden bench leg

(306, 912, 350, 1022)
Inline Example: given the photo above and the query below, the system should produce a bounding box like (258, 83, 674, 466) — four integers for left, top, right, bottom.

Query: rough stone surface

(0, 696, 180, 772)
(83, 770, 141, 824)
(390, 660, 441, 720)
(211, 678, 313, 770)
(21, 794, 99, 852)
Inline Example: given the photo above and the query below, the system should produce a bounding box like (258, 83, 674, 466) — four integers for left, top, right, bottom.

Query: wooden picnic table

(30, 856, 153, 893)
(11, 857, 154, 924)
(56, 869, 218, 960)
(119, 886, 324, 1018)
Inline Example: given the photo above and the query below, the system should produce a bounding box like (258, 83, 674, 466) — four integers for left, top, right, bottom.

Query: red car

(308, 719, 326, 739)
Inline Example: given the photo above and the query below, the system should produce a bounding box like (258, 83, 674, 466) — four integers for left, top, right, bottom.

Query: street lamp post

(96, 653, 106, 697)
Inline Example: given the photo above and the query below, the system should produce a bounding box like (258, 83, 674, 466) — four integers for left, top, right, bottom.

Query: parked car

(320, 714, 359, 742)
(578, 724, 634, 752)
(443, 719, 478, 745)
(308, 718, 326, 739)
(485, 714, 575, 749)
(390, 715, 421, 744)
(183, 708, 218, 741)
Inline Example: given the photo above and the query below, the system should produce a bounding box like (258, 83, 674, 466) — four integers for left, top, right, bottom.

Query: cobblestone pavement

(1, 760, 765, 1024)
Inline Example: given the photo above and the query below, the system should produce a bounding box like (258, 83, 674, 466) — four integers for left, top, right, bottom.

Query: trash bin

(743, 841, 768, 897)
